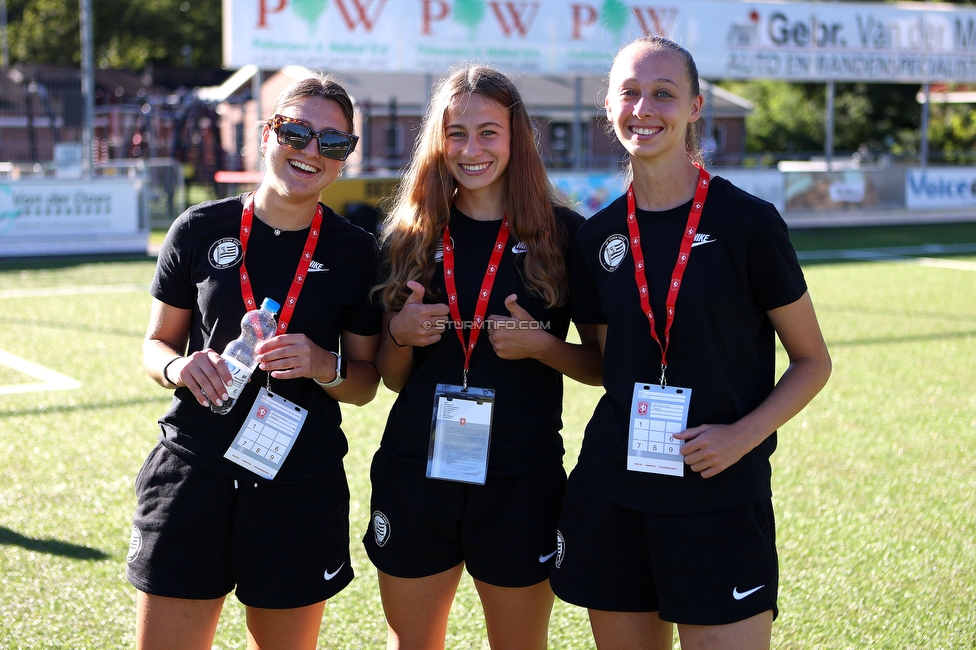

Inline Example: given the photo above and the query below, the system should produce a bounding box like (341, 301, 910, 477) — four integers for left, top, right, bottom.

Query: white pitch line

(0, 284, 147, 299)
(0, 349, 82, 395)
(0, 283, 142, 393)
(912, 257, 976, 272)
(796, 242, 976, 261)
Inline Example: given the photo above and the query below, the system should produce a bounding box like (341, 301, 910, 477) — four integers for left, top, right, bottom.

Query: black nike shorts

(126, 443, 354, 608)
(550, 473, 778, 625)
(363, 450, 566, 588)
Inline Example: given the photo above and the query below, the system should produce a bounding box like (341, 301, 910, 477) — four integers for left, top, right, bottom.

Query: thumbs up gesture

(487, 294, 548, 360)
(387, 280, 450, 348)
(403, 280, 426, 306)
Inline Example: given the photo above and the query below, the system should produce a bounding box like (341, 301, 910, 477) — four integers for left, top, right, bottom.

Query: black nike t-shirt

(378, 206, 585, 476)
(150, 195, 381, 482)
(571, 176, 807, 513)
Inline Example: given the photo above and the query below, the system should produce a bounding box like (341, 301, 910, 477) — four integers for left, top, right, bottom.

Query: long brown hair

(376, 65, 569, 311)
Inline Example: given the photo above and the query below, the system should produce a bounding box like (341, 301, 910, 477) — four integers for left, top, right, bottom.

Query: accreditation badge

(427, 383, 495, 485)
(223, 387, 308, 479)
(627, 382, 691, 477)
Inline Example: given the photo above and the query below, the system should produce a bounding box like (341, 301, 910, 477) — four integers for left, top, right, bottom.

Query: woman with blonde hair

(364, 64, 601, 649)
(551, 36, 831, 649)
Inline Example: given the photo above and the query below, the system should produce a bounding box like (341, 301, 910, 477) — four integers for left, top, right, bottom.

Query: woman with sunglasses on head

(549, 37, 831, 649)
(363, 65, 601, 649)
(128, 75, 380, 650)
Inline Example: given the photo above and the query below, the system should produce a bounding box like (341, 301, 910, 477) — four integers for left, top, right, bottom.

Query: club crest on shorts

(209, 238, 243, 269)
(373, 510, 391, 547)
(127, 525, 143, 563)
(599, 234, 628, 272)
(555, 529, 566, 568)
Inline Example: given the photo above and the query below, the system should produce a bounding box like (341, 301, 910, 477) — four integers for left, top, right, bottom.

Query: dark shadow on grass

(0, 253, 154, 271)
(790, 221, 976, 250)
(15, 317, 145, 339)
(799, 252, 976, 266)
(797, 242, 976, 265)
(0, 525, 110, 560)
(825, 328, 976, 348)
(817, 304, 976, 325)
(0, 395, 171, 418)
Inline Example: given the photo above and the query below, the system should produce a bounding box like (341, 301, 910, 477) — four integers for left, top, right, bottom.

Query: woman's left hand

(254, 333, 333, 380)
(677, 292, 832, 479)
(486, 294, 548, 360)
(675, 423, 752, 479)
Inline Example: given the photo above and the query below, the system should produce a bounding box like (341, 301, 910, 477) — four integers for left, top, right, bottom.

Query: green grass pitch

(1, 222, 974, 649)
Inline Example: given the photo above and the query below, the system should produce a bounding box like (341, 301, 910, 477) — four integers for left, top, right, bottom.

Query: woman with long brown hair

(364, 65, 601, 649)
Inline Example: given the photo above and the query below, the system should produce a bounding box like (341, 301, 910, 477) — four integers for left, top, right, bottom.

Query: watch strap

(314, 351, 346, 388)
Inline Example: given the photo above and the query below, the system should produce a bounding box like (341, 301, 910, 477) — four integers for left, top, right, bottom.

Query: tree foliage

(719, 78, 976, 162)
(6, 0, 222, 70)
(720, 80, 825, 153)
(926, 90, 976, 163)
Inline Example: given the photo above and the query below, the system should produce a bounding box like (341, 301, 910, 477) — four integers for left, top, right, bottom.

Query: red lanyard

(239, 193, 322, 334)
(442, 216, 510, 389)
(627, 165, 710, 386)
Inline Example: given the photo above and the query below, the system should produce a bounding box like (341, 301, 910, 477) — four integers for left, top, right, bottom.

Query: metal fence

(0, 66, 190, 228)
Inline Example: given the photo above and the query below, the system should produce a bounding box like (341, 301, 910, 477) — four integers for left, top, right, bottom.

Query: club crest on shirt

(209, 238, 243, 269)
(433, 236, 455, 263)
(599, 234, 629, 272)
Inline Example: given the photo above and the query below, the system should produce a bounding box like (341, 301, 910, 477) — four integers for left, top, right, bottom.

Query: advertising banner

(718, 169, 785, 212)
(550, 172, 626, 218)
(224, 1, 976, 82)
(224, 0, 669, 75)
(0, 179, 147, 257)
(551, 169, 786, 216)
(695, 1, 976, 83)
(905, 167, 976, 209)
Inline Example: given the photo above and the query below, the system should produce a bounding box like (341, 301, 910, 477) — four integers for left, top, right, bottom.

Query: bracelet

(162, 357, 181, 387)
(388, 319, 408, 348)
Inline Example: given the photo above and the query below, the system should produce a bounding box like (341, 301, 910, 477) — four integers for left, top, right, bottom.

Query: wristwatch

(314, 351, 347, 388)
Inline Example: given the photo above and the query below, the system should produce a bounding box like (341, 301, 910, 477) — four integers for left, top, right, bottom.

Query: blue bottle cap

(260, 297, 281, 314)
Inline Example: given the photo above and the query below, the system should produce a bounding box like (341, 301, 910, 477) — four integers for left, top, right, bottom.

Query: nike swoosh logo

(324, 563, 345, 581)
(691, 239, 717, 247)
(308, 267, 330, 272)
(539, 551, 557, 563)
(732, 585, 765, 600)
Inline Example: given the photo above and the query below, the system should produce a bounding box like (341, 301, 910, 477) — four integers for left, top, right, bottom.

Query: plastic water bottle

(211, 297, 280, 415)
